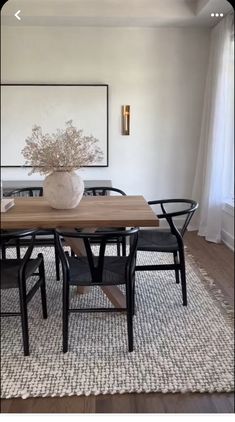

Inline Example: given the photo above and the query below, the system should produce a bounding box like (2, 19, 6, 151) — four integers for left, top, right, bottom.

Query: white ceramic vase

(43, 171, 84, 209)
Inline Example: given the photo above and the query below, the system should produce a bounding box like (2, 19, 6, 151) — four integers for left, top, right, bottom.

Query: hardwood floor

(1, 232, 234, 413)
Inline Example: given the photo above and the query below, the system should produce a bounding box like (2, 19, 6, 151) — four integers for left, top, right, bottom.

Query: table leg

(63, 233, 91, 294)
(101, 286, 126, 308)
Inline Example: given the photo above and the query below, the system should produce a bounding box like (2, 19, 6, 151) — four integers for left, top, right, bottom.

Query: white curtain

(191, 13, 234, 243)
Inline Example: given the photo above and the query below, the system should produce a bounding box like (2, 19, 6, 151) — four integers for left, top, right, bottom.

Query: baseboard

(221, 229, 234, 251)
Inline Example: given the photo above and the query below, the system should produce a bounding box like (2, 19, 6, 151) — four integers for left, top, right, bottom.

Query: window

(224, 35, 234, 206)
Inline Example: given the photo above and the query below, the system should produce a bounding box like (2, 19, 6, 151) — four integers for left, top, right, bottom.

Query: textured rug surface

(1, 246, 234, 399)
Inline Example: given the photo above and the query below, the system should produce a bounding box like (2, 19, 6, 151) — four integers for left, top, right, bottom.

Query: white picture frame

(1, 84, 109, 167)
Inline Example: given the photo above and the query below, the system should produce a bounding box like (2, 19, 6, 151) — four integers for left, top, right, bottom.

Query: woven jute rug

(1, 246, 234, 399)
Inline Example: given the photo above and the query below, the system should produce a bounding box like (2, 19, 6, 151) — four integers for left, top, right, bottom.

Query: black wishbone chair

(4, 187, 43, 198)
(55, 228, 139, 353)
(135, 199, 198, 306)
(4, 187, 60, 281)
(0, 229, 47, 356)
(83, 187, 127, 256)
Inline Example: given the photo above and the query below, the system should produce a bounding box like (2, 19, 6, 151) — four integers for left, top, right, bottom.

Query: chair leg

(132, 277, 136, 316)
(63, 281, 69, 353)
(173, 251, 180, 284)
(71, 249, 75, 257)
(39, 257, 47, 319)
(122, 238, 127, 256)
(126, 282, 133, 352)
(179, 247, 187, 306)
(16, 239, 21, 259)
(19, 282, 29, 356)
(53, 233, 60, 280)
(2, 244, 6, 260)
(117, 241, 121, 256)
(55, 251, 60, 281)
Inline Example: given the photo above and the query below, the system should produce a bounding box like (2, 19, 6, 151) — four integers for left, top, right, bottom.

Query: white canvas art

(1, 84, 108, 167)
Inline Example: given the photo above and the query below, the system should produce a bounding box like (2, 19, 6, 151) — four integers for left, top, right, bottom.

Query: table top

(1, 196, 159, 230)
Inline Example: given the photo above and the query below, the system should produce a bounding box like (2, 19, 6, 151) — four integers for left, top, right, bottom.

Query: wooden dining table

(1, 195, 159, 308)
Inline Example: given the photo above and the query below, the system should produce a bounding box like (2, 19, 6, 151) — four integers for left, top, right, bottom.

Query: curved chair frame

(83, 186, 127, 256)
(1, 229, 47, 355)
(135, 199, 198, 306)
(84, 186, 126, 196)
(55, 227, 139, 353)
(6, 187, 43, 197)
(4, 187, 60, 281)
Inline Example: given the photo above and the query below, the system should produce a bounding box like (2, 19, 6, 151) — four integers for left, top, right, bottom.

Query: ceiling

(1, 0, 233, 27)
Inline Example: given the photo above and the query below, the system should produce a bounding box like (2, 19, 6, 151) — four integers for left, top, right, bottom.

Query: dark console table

(2, 180, 112, 196)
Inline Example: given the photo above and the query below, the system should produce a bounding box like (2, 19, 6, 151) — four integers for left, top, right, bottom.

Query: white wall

(1, 26, 210, 201)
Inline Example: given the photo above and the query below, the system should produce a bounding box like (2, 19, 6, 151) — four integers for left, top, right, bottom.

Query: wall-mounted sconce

(122, 105, 130, 135)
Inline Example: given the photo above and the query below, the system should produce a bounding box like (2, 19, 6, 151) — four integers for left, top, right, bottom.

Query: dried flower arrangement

(21, 120, 104, 175)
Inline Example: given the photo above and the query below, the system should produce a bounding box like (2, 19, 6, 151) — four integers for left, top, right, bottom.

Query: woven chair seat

(137, 229, 178, 252)
(1, 257, 42, 289)
(68, 255, 129, 286)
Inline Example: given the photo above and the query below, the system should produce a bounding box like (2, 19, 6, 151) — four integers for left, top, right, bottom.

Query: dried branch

(21, 120, 104, 175)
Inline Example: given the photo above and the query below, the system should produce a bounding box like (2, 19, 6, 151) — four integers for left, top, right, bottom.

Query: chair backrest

(148, 199, 198, 239)
(0, 229, 38, 242)
(1, 229, 37, 265)
(84, 187, 126, 196)
(55, 228, 138, 284)
(7, 187, 43, 197)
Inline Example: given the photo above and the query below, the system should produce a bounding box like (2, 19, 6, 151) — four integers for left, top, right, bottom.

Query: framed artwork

(1, 84, 109, 167)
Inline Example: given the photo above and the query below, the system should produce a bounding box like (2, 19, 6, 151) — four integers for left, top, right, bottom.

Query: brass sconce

(122, 105, 130, 135)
